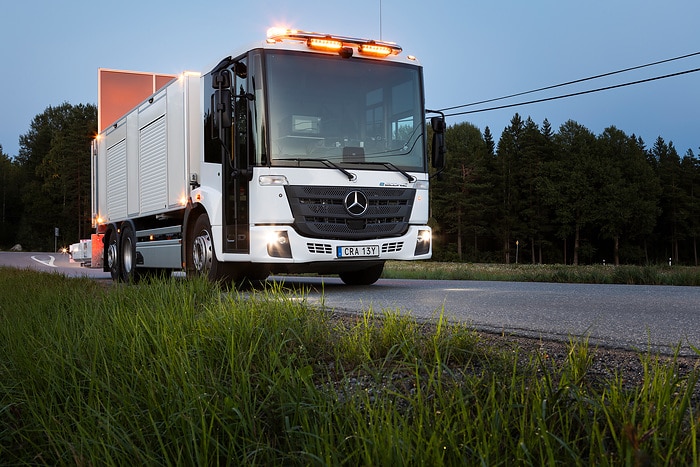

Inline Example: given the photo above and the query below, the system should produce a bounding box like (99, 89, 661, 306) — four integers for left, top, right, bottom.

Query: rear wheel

(106, 228, 120, 281)
(120, 225, 139, 283)
(338, 263, 384, 285)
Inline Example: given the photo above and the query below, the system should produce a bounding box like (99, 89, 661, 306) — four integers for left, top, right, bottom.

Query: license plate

(336, 245, 379, 258)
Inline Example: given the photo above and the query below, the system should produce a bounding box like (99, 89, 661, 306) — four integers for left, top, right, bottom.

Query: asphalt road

(280, 276, 700, 355)
(0, 251, 110, 279)
(1, 252, 699, 355)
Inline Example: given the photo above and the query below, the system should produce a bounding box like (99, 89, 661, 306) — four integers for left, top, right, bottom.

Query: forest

(433, 115, 699, 266)
(1, 104, 698, 266)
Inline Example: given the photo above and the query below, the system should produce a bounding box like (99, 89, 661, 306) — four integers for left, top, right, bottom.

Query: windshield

(265, 51, 425, 172)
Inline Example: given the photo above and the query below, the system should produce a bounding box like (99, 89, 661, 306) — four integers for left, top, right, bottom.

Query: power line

(442, 67, 700, 117)
(439, 51, 700, 113)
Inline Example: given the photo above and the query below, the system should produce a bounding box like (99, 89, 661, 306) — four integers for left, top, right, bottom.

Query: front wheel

(187, 213, 239, 284)
(338, 263, 384, 285)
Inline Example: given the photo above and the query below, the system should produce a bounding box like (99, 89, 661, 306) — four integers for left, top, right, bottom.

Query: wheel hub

(192, 230, 213, 274)
(107, 242, 118, 269)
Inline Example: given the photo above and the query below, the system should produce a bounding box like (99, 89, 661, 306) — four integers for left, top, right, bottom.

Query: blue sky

(2, 0, 699, 158)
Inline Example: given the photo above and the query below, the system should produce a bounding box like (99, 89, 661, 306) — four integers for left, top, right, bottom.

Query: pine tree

(680, 149, 700, 265)
(16, 103, 97, 250)
(0, 146, 24, 248)
(432, 122, 489, 260)
(653, 137, 687, 263)
(483, 126, 495, 156)
(535, 119, 557, 262)
(493, 114, 525, 263)
(597, 127, 659, 265)
(518, 117, 555, 264)
(549, 120, 598, 265)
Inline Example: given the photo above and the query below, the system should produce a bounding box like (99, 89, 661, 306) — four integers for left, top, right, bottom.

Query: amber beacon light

(266, 27, 403, 58)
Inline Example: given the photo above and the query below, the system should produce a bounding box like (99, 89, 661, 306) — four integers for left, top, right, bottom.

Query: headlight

(414, 229, 431, 256)
(266, 230, 292, 258)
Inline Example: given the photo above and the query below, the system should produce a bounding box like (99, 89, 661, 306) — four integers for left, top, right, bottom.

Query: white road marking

(31, 255, 56, 267)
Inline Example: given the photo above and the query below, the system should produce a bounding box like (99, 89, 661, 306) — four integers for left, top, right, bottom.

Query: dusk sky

(2, 0, 699, 158)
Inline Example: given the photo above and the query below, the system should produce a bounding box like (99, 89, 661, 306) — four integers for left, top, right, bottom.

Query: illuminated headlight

(414, 229, 431, 256)
(266, 231, 292, 258)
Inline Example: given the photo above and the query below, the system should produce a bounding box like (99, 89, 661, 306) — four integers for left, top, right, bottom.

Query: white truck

(92, 28, 446, 285)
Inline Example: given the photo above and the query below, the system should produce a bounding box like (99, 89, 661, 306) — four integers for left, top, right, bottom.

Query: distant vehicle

(90, 28, 446, 285)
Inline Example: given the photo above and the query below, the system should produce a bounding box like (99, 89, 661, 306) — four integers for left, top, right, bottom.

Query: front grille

(382, 242, 404, 253)
(307, 243, 333, 254)
(285, 185, 415, 240)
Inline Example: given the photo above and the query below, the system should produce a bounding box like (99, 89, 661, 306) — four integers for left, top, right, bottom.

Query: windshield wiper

(346, 161, 416, 183)
(277, 158, 356, 181)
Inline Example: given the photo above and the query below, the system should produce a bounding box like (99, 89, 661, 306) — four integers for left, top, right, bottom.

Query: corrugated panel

(139, 115, 167, 213)
(106, 139, 127, 220)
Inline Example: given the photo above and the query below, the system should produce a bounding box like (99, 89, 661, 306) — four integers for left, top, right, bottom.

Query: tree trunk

(614, 235, 620, 266)
(456, 207, 462, 260)
(644, 239, 649, 265)
(573, 224, 580, 266)
(673, 239, 679, 264)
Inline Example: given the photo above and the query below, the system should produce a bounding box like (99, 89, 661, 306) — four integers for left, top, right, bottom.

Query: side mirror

(430, 116, 446, 169)
(212, 68, 233, 130)
(214, 88, 232, 129)
(431, 115, 446, 133)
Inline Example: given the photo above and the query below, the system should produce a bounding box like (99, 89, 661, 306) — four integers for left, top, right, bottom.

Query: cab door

(221, 58, 251, 254)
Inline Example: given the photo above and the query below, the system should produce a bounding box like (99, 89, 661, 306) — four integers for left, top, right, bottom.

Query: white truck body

(92, 29, 445, 284)
(97, 73, 198, 223)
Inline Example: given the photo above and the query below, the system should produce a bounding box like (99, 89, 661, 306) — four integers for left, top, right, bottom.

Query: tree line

(432, 114, 700, 266)
(1, 104, 698, 266)
(0, 103, 96, 251)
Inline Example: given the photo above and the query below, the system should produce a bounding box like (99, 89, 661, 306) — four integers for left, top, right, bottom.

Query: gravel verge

(331, 311, 700, 404)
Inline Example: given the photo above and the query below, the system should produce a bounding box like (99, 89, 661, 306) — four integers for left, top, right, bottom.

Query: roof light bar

(266, 27, 403, 57)
(307, 37, 344, 52)
(358, 43, 394, 57)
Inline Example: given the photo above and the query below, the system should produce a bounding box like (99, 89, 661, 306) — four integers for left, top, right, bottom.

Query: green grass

(1, 266, 698, 465)
(384, 261, 700, 286)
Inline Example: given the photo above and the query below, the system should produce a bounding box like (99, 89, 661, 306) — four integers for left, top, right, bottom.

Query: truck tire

(106, 229, 120, 281)
(338, 263, 384, 285)
(120, 225, 139, 283)
(188, 213, 239, 284)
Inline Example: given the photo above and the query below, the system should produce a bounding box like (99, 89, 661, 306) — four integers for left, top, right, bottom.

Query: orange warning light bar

(359, 43, 394, 57)
(307, 37, 344, 52)
(266, 27, 403, 58)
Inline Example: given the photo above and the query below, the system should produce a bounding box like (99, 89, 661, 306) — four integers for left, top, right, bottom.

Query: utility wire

(443, 67, 700, 117)
(439, 51, 700, 113)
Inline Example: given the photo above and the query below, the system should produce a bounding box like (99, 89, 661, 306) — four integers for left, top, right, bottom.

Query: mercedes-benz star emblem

(344, 191, 368, 216)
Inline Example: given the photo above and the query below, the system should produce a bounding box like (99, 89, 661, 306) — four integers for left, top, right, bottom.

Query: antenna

(379, 0, 382, 40)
